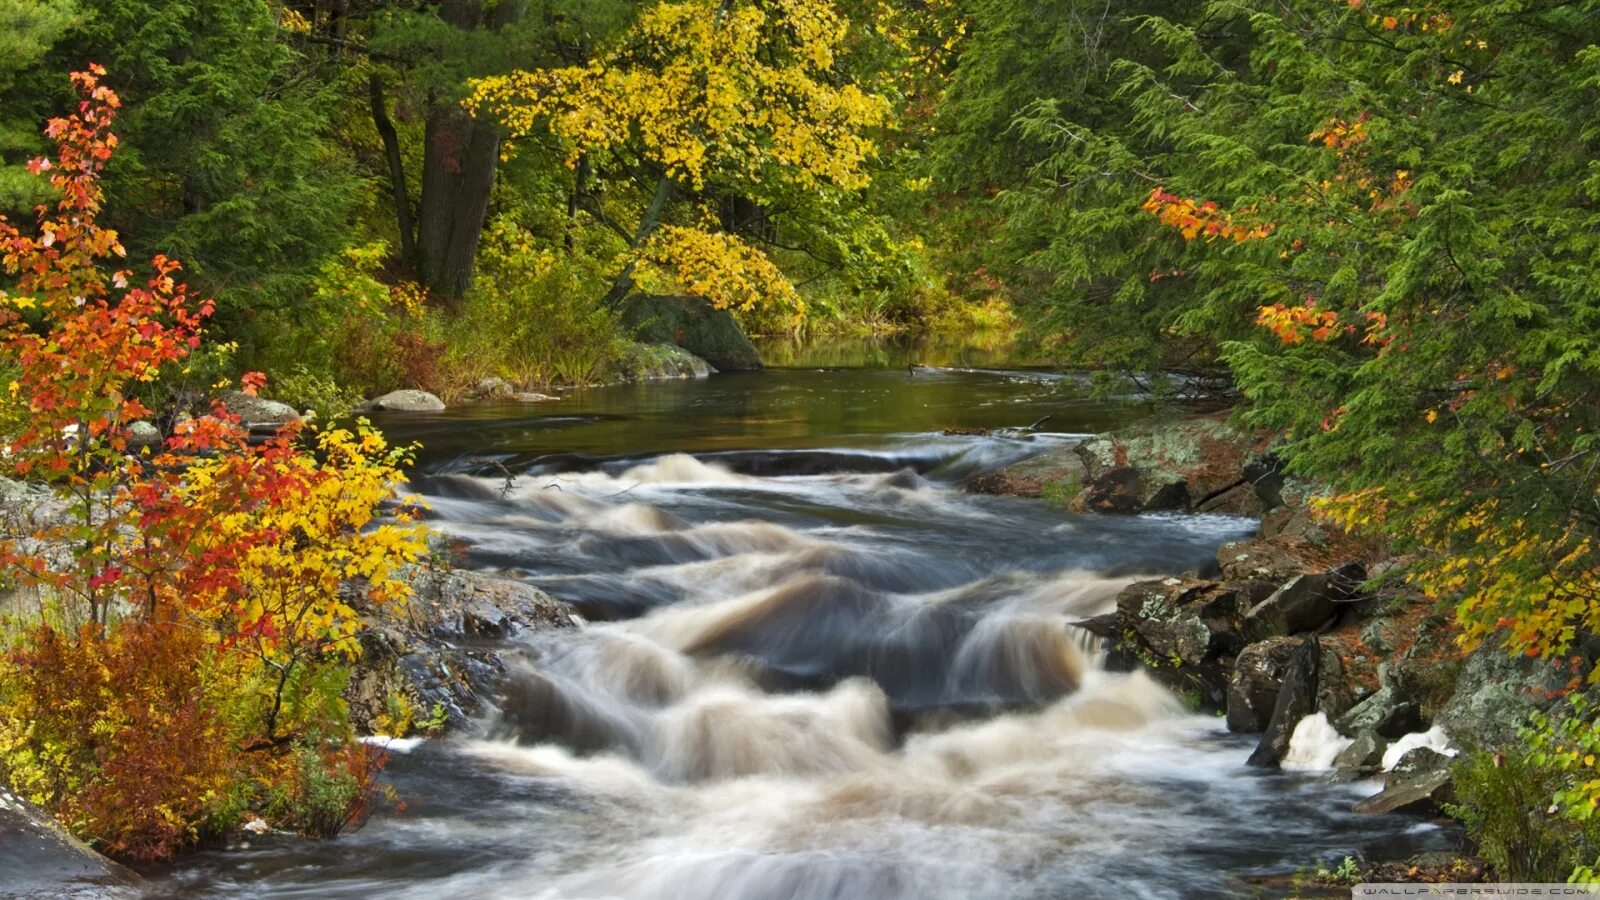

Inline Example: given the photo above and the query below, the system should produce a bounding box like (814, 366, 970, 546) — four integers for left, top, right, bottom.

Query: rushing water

(152, 365, 1449, 899)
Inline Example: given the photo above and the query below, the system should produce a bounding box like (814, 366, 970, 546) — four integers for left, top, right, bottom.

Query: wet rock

(1071, 611, 1121, 641)
(1248, 635, 1322, 767)
(1069, 466, 1148, 514)
(402, 568, 578, 637)
(347, 568, 579, 733)
(1337, 686, 1424, 740)
(1241, 574, 1342, 642)
(0, 787, 139, 898)
(1113, 579, 1274, 706)
(1332, 729, 1388, 777)
(362, 389, 446, 413)
(1390, 746, 1454, 776)
(512, 391, 559, 402)
(965, 444, 1086, 500)
(1193, 482, 1266, 516)
(1116, 579, 1261, 667)
(615, 341, 715, 381)
(1352, 769, 1453, 815)
(1227, 636, 1355, 733)
(394, 649, 512, 730)
(1353, 742, 1457, 815)
(217, 389, 301, 430)
(620, 294, 763, 371)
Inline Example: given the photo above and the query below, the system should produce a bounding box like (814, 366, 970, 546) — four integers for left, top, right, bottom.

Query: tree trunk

(416, 0, 525, 308)
(601, 174, 673, 308)
(369, 74, 415, 265)
(565, 153, 588, 255)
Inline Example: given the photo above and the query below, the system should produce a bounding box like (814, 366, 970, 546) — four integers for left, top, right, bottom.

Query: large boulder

(1353, 747, 1457, 815)
(1227, 635, 1356, 733)
(1353, 768, 1454, 815)
(361, 389, 446, 413)
(0, 788, 139, 898)
(1070, 466, 1159, 514)
(1116, 578, 1264, 667)
(620, 294, 763, 372)
(401, 568, 579, 638)
(1247, 635, 1324, 767)
(1332, 729, 1388, 778)
(1241, 573, 1345, 642)
(1435, 635, 1597, 750)
(1114, 578, 1271, 706)
(1336, 685, 1423, 740)
(125, 420, 162, 448)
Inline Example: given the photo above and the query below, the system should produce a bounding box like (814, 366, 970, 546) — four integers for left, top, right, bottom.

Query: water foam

(1282, 713, 1355, 771)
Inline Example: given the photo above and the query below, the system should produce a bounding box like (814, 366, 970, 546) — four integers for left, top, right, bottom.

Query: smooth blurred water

(148, 363, 1450, 899)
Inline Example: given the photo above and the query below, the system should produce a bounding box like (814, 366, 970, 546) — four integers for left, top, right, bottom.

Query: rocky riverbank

(346, 563, 581, 734)
(977, 411, 1599, 879)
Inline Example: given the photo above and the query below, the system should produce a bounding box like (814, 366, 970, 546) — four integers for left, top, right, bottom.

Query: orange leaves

(1336, 1, 1453, 33)
(240, 370, 268, 396)
(1255, 301, 1393, 348)
(0, 622, 238, 861)
(1309, 114, 1369, 151)
(1257, 300, 1340, 344)
(1141, 188, 1272, 243)
(1363, 310, 1393, 347)
(0, 72, 424, 858)
(1306, 114, 1415, 222)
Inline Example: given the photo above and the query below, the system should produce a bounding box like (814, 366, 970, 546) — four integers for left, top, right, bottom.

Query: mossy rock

(619, 294, 763, 372)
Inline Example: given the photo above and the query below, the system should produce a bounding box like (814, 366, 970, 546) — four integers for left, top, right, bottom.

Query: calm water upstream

(151, 363, 1448, 899)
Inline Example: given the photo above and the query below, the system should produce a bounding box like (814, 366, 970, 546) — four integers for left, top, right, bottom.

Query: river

(151, 361, 1448, 899)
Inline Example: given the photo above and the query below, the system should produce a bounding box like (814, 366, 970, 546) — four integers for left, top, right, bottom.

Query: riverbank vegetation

(1, 70, 427, 859)
(1, 0, 1598, 881)
(938, 0, 1600, 879)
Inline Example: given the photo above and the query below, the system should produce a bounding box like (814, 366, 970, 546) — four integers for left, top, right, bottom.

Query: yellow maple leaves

(1321, 487, 1600, 674)
(174, 425, 426, 663)
(465, 0, 890, 192)
(635, 225, 805, 322)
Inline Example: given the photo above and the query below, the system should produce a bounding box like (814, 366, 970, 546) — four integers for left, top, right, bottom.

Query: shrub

(439, 218, 623, 391)
(1450, 747, 1600, 881)
(0, 67, 425, 861)
(0, 622, 241, 860)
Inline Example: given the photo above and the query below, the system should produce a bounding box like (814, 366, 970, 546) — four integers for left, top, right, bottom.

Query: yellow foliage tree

(635, 225, 805, 324)
(466, 0, 891, 313)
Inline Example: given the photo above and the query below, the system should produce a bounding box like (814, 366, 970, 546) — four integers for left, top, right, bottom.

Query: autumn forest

(3, 0, 1600, 894)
